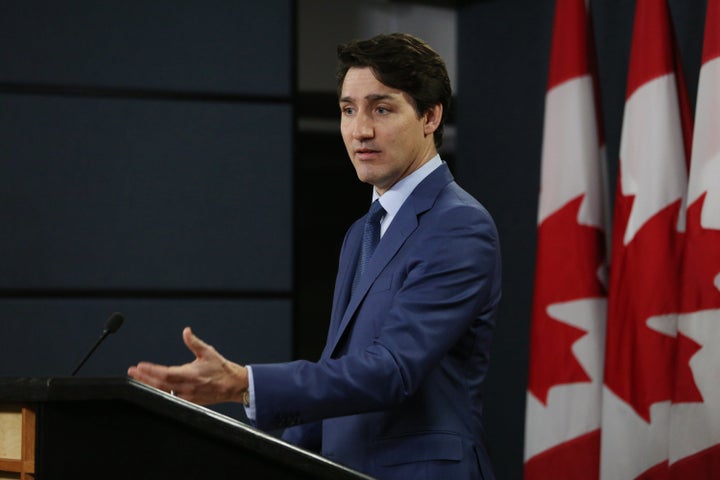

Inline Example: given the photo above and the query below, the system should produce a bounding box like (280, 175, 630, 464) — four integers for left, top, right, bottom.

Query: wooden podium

(0, 377, 374, 480)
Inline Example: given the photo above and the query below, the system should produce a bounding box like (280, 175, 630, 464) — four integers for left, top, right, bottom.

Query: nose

(352, 113, 374, 140)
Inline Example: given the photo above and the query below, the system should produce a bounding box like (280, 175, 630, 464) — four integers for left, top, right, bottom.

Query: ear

(423, 103, 443, 136)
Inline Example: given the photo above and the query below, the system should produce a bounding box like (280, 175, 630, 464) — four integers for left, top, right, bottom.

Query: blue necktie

(352, 200, 385, 294)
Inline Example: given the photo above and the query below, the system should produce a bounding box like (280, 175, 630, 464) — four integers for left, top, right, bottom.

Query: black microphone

(71, 312, 125, 376)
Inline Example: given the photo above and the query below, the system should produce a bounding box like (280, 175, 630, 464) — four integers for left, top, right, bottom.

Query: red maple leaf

(604, 188, 703, 422)
(681, 192, 720, 312)
(673, 332, 703, 403)
(673, 191, 720, 403)
(528, 195, 607, 404)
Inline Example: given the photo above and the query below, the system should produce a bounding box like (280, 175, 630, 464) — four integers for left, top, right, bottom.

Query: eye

(376, 106, 389, 114)
(341, 106, 355, 116)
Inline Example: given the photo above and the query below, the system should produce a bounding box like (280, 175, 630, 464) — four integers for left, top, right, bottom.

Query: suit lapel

(326, 221, 363, 343)
(327, 164, 455, 354)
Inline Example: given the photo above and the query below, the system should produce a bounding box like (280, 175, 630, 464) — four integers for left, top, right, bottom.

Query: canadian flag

(600, 0, 694, 479)
(524, 0, 608, 478)
(669, 0, 720, 476)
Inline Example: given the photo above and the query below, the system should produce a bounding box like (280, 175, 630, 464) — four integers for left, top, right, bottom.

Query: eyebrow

(339, 93, 398, 104)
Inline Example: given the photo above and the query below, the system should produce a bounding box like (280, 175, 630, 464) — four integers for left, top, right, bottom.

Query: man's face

(339, 67, 439, 195)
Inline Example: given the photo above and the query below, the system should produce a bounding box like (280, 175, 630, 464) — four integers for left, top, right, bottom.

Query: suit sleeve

(251, 201, 501, 431)
(281, 421, 322, 452)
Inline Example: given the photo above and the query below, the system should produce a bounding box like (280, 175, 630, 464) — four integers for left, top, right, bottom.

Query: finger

(128, 362, 169, 390)
(131, 364, 192, 396)
(183, 326, 213, 359)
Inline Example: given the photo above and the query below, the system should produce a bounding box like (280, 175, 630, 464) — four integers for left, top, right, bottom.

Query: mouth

(354, 147, 381, 160)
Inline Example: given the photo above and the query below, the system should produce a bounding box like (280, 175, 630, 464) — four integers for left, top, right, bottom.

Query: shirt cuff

(243, 365, 256, 421)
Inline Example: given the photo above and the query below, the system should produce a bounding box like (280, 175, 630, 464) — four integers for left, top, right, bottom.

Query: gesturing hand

(127, 326, 248, 406)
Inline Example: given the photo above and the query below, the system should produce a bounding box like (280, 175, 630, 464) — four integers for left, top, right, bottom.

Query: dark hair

(336, 33, 452, 149)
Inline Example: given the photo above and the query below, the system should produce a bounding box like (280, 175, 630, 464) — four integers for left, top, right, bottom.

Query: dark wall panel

(0, 298, 291, 375)
(0, 298, 291, 420)
(0, 1, 292, 95)
(0, 95, 292, 291)
(457, 2, 553, 478)
(0, 0, 293, 432)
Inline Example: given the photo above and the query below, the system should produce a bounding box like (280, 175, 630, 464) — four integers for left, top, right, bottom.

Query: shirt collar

(372, 154, 442, 230)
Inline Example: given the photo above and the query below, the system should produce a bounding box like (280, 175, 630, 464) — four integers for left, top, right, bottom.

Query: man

(128, 33, 501, 480)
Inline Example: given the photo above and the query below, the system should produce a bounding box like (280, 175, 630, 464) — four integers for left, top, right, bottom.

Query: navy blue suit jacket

(251, 164, 501, 479)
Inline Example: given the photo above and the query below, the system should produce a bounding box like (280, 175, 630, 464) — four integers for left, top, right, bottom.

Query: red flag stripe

(702, 0, 720, 63)
(546, 0, 590, 90)
(525, 429, 601, 479)
(625, 0, 675, 99)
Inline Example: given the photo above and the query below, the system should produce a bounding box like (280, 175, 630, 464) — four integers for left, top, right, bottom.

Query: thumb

(183, 326, 212, 359)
